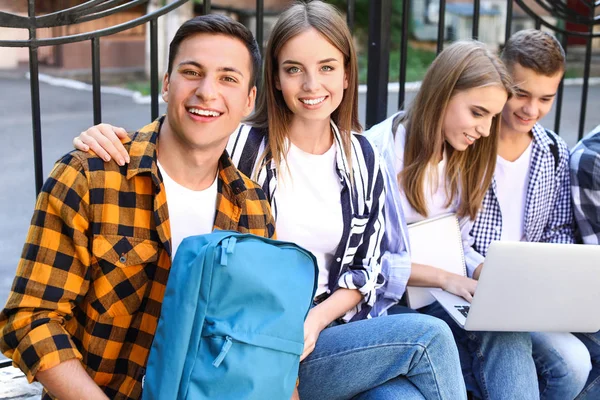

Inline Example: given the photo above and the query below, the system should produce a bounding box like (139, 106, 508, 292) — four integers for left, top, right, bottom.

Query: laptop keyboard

(454, 305, 470, 318)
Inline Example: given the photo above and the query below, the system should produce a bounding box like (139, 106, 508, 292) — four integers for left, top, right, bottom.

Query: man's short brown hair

(502, 29, 566, 76)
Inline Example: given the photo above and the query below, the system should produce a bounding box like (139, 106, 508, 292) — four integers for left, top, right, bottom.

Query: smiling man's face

(161, 33, 256, 152)
(501, 62, 563, 136)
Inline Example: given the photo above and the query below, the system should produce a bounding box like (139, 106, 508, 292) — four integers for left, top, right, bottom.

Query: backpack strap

(545, 128, 560, 172)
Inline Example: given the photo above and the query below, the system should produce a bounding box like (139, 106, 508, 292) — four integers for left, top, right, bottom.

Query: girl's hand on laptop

(73, 123, 129, 166)
(473, 263, 484, 280)
(441, 272, 477, 303)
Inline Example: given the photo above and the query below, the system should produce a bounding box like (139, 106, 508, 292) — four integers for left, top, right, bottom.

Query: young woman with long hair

(72, 1, 465, 399)
(365, 41, 541, 400)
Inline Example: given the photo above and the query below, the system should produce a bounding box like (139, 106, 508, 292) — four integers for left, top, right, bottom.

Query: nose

(302, 71, 319, 92)
(522, 99, 538, 118)
(195, 77, 218, 102)
(478, 117, 494, 138)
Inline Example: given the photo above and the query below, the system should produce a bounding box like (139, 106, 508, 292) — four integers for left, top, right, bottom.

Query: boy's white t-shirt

(275, 141, 344, 297)
(157, 161, 218, 258)
(495, 142, 534, 241)
(393, 124, 458, 223)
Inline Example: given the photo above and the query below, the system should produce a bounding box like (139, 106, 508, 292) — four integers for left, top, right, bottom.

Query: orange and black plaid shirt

(0, 117, 275, 399)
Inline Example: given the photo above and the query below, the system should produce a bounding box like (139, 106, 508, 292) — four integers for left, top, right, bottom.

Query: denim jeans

(297, 313, 467, 400)
(531, 332, 591, 400)
(421, 302, 539, 400)
(574, 331, 600, 400)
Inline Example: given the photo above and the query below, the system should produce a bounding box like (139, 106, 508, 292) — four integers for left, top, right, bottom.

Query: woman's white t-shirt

(393, 124, 459, 223)
(275, 141, 344, 296)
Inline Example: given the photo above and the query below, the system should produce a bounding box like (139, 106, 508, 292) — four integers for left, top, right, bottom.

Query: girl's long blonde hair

(246, 0, 361, 175)
(398, 41, 513, 220)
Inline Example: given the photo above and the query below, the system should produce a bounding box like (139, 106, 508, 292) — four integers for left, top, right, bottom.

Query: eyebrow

(281, 57, 341, 65)
(516, 88, 556, 98)
(177, 61, 244, 77)
(473, 105, 491, 114)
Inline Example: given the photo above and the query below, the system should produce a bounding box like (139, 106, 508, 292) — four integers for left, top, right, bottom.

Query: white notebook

(406, 213, 466, 309)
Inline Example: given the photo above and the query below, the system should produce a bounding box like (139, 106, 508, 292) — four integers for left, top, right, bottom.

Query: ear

(161, 72, 170, 103)
(275, 74, 282, 91)
(343, 70, 348, 90)
(242, 86, 257, 118)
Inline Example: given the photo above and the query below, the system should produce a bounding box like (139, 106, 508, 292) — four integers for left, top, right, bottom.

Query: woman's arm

(73, 124, 129, 165)
(301, 288, 362, 361)
(408, 263, 477, 302)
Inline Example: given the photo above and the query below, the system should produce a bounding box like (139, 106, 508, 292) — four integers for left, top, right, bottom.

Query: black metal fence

(0, 0, 599, 199)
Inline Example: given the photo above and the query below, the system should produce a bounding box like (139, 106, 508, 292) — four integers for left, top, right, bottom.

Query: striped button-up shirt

(0, 117, 275, 399)
(227, 123, 386, 321)
(570, 125, 600, 245)
(468, 123, 574, 269)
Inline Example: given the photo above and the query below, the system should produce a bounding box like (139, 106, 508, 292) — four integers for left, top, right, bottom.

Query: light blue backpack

(142, 231, 317, 400)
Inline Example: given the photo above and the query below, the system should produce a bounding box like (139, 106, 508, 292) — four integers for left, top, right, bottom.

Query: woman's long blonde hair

(246, 0, 361, 175)
(399, 41, 513, 220)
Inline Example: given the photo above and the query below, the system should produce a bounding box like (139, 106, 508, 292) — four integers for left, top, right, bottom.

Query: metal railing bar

(35, 0, 124, 28)
(437, 0, 446, 54)
(553, 33, 567, 133)
(347, 0, 355, 33)
(579, 15, 594, 139)
(472, 0, 480, 39)
(74, 0, 149, 26)
(398, 0, 410, 110)
(366, 0, 392, 128)
(0, 0, 189, 48)
(28, 0, 44, 196)
(515, 1, 600, 32)
(505, 0, 513, 44)
(535, 17, 542, 30)
(203, 0, 211, 14)
(0, 11, 31, 29)
(502, 3, 600, 39)
(150, 18, 159, 121)
(256, 0, 264, 56)
(532, 0, 593, 25)
(92, 37, 102, 125)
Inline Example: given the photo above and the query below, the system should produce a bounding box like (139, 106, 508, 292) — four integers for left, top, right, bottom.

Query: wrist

(438, 269, 450, 290)
(307, 304, 331, 331)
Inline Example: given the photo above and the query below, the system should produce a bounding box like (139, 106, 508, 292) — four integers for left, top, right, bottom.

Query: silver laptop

(430, 241, 600, 332)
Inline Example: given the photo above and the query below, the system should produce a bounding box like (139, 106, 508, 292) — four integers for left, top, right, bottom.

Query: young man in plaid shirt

(569, 124, 600, 399)
(0, 15, 274, 400)
(467, 30, 592, 399)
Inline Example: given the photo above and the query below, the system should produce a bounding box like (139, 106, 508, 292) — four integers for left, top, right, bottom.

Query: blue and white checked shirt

(227, 123, 387, 321)
(570, 125, 600, 245)
(468, 123, 575, 272)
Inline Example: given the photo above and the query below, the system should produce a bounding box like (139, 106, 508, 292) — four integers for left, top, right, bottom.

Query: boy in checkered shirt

(467, 29, 594, 399)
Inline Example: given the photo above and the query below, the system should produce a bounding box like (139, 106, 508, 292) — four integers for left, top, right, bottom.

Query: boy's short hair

(167, 14, 261, 90)
(502, 29, 566, 76)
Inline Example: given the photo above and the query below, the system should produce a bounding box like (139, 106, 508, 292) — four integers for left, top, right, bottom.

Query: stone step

(0, 366, 42, 400)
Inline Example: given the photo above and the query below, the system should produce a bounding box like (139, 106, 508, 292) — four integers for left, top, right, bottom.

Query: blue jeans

(574, 331, 600, 400)
(421, 302, 539, 400)
(531, 332, 591, 400)
(297, 313, 466, 400)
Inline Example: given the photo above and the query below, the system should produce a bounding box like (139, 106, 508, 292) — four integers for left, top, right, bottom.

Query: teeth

(189, 108, 220, 117)
(300, 97, 326, 105)
(466, 134, 476, 142)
